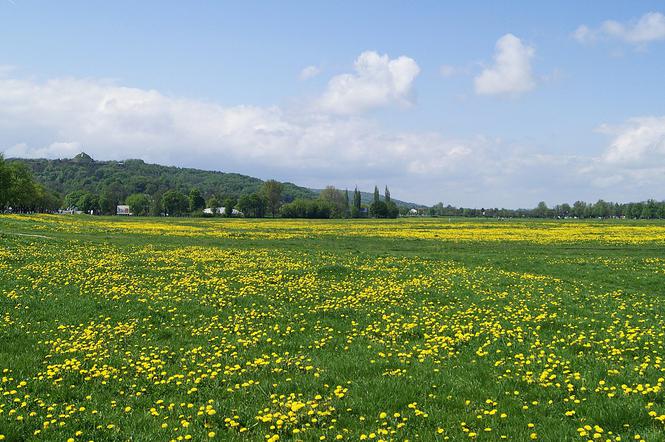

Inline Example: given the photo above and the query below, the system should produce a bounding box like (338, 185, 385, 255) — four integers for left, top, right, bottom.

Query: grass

(1, 214, 665, 441)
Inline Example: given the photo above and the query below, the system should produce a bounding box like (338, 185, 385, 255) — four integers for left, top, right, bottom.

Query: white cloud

(299, 65, 321, 80)
(574, 12, 665, 45)
(568, 115, 665, 199)
(318, 51, 420, 114)
(474, 34, 535, 96)
(0, 73, 484, 202)
(2, 68, 665, 207)
(598, 116, 665, 165)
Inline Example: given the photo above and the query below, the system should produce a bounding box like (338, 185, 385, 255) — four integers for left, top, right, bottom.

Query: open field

(1, 215, 665, 441)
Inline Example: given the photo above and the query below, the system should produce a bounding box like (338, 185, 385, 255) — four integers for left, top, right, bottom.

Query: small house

(117, 205, 131, 216)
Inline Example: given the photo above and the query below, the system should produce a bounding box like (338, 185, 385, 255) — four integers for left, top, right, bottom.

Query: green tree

(281, 199, 333, 218)
(64, 190, 87, 209)
(592, 199, 609, 218)
(223, 196, 237, 217)
(344, 189, 350, 218)
(99, 187, 121, 215)
(658, 203, 665, 219)
(572, 201, 586, 218)
(385, 186, 391, 204)
(0, 154, 12, 210)
(78, 192, 100, 213)
(534, 201, 549, 218)
(353, 187, 361, 210)
(351, 187, 362, 218)
(150, 191, 164, 216)
(560, 203, 571, 218)
(261, 180, 283, 218)
(207, 196, 220, 214)
(237, 193, 266, 218)
(369, 200, 388, 218)
(162, 190, 189, 216)
(386, 201, 399, 218)
(126, 193, 152, 216)
(319, 186, 347, 218)
(641, 199, 658, 219)
(373, 186, 380, 205)
(189, 188, 205, 212)
(7, 162, 39, 212)
(37, 188, 62, 212)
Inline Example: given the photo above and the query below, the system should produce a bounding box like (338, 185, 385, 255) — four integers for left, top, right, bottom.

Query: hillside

(9, 153, 315, 202)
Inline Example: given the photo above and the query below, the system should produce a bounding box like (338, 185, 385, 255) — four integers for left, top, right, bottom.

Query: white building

(203, 207, 243, 216)
(116, 205, 131, 215)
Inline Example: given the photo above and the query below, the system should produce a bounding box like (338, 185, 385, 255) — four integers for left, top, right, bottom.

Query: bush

(281, 199, 334, 218)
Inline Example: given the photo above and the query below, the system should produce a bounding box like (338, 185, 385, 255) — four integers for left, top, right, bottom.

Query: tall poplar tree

(351, 187, 362, 218)
(344, 189, 350, 217)
(353, 187, 361, 210)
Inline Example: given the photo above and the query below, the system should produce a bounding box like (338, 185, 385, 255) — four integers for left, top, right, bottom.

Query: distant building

(203, 207, 243, 216)
(117, 205, 131, 215)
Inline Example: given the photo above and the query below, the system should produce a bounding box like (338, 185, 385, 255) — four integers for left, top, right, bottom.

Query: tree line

(0, 156, 401, 219)
(4, 154, 665, 219)
(426, 199, 665, 219)
(281, 186, 399, 219)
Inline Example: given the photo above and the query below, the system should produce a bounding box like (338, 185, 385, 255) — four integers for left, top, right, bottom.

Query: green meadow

(1, 215, 665, 441)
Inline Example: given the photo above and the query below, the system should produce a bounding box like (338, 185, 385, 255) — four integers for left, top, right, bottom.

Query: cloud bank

(1, 50, 664, 206)
(574, 12, 665, 45)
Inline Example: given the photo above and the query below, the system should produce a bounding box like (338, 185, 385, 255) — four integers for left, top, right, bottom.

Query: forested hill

(9, 153, 315, 202)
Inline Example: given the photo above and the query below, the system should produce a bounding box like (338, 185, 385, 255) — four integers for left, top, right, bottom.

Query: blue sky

(2, 1, 665, 207)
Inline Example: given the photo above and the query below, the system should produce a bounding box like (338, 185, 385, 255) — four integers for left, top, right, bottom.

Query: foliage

(125, 193, 152, 216)
(99, 187, 121, 215)
(161, 190, 189, 216)
(351, 187, 363, 218)
(280, 198, 333, 218)
(78, 192, 100, 213)
(319, 186, 348, 218)
(427, 199, 665, 219)
(261, 180, 283, 218)
(0, 155, 61, 213)
(9, 153, 315, 205)
(188, 188, 205, 212)
(237, 193, 266, 218)
(222, 196, 237, 217)
(206, 196, 220, 212)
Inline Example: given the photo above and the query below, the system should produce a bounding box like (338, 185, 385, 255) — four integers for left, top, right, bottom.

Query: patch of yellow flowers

(1, 214, 665, 440)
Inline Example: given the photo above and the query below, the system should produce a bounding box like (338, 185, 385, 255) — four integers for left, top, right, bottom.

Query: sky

(1, 1, 665, 207)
